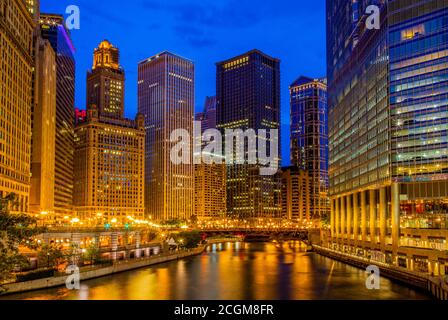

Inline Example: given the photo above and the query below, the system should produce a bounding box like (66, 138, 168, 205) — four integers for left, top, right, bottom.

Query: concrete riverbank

(1, 238, 241, 296)
(313, 245, 448, 300)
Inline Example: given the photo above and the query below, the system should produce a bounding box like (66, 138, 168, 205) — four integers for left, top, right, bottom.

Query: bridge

(199, 228, 310, 242)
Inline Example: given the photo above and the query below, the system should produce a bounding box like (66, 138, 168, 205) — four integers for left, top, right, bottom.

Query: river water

(2, 242, 430, 300)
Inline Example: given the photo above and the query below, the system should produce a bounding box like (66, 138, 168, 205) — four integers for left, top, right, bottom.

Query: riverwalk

(1, 237, 241, 296)
(313, 245, 448, 300)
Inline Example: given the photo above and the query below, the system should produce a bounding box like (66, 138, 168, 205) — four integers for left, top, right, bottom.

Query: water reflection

(2, 242, 430, 300)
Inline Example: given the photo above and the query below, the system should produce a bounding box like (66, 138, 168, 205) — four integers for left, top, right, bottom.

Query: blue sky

(40, 0, 327, 165)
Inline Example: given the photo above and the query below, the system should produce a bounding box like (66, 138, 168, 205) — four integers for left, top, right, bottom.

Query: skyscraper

(138, 52, 195, 221)
(327, 0, 448, 274)
(197, 96, 217, 132)
(25, 0, 39, 20)
(194, 97, 226, 221)
(73, 106, 145, 224)
(75, 41, 145, 224)
(40, 14, 76, 218)
(30, 38, 56, 217)
(0, 0, 35, 212)
(87, 40, 125, 119)
(216, 49, 281, 219)
(290, 76, 329, 223)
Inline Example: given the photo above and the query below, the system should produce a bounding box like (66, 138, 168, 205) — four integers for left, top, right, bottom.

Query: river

(2, 241, 430, 300)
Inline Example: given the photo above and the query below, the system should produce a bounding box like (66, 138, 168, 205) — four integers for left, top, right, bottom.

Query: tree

(0, 194, 45, 290)
(37, 244, 64, 269)
(84, 243, 100, 265)
(175, 231, 202, 249)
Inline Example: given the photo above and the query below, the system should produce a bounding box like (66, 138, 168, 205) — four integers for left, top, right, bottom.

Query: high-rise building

(138, 52, 195, 221)
(73, 106, 145, 224)
(0, 0, 35, 212)
(40, 14, 76, 218)
(197, 96, 217, 132)
(290, 76, 329, 223)
(281, 166, 311, 223)
(74, 42, 145, 224)
(194, 98, 226, 220)
(87, 40, 125, 119)
(30, 38, 56, 217)
(216, 49, 282, 219)
(25, 0, 39, 20)
(327, 0, 448, 275)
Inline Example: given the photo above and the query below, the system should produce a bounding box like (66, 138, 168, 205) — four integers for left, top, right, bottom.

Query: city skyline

(0, 0, 447, 304)
(39, 0, 327, 166)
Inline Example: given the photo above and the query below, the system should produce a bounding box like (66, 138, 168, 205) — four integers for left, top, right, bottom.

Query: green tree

(84, 243, 100, 265)
(176, 231, 202, 249)
(0, 194, 45, 289)
(37, 244, 64, 269)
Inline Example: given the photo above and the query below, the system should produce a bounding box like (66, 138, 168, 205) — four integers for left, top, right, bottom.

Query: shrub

(15, 268, 56, 282)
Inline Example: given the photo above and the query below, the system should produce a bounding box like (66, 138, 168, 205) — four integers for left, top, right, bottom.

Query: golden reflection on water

(1, 242, 430, 300)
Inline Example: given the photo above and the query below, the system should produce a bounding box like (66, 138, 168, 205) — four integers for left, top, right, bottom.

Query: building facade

(196, 96, 217, 132)
(327, 0, 448, 275)
(216, 50, 282, 219)
(30, 38, 56, 217)
(290, 76, 329, 223)
(194, 97, 226, 220)
(40, 14, 76, 218)
(74, 105, 145, 224)
(87, 40, 125, 119)
(281, 166, 312, 223)
(0, 0, 35, 212)
(74, 42, 145, 224)
(138, 52, 195, 221)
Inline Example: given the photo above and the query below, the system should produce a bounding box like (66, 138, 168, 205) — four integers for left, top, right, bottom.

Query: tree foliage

(37, 244, 64, 269)
(84, 243, 100, 265)
(0, 194, 45, 288)
(175, 231, 202, 249)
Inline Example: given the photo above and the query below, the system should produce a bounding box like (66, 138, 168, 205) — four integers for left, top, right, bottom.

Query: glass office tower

(40, 14, 76, 218)
(290, 77, 329, 224)
(327, 0, 448, 275)
(138, 52, 195, 222)
(216, 50, 282, 219)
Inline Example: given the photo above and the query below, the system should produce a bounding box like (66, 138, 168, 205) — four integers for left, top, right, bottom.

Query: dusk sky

(40, 0, 327, 165)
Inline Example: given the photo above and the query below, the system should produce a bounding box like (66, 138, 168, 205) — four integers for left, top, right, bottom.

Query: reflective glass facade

(327, 0, 448, 275)
(40, 14, 76, 217)
(216, 50, 282, 219)
(290, 77, 329, 221)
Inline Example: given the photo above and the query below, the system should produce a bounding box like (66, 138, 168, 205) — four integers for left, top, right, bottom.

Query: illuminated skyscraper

(74, 42, 145, 223)
(197, 96, 217, 132)
(327, 0, 448, 274)
(30, 38, 56, 217)
(194, 97, 226, 220)
(40, 14, 76, 218)
(216, 50, 282, 219)
(74, 106, 145, 224)
(87, 40, 125, 119)
(138, 52, 195, 221)
(0, 0, 35, 212)
(25, 0, 39, 20)
(290, 76, 329, 223)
